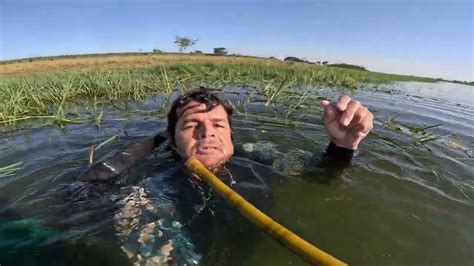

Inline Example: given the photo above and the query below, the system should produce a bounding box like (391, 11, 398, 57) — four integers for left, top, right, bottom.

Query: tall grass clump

(0, 59, 435, 126)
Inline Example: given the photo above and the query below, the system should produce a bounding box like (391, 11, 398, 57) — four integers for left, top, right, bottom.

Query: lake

(0, 81, 472, 266)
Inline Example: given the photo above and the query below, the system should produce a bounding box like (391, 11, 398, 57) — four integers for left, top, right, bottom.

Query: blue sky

(1, 0, 472, 80)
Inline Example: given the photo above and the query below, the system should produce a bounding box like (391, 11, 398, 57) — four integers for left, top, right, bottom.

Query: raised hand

(321, 94, 373, 150)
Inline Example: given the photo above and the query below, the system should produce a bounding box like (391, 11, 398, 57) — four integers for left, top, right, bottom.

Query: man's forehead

(178, 101, 228, 120)
(177, 101, 206, 115)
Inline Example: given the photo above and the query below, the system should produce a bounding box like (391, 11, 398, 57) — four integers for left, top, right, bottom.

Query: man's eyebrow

(182, 118, 227, 123)
(210, 118, 228, 123)
(181, 118, 200, 124)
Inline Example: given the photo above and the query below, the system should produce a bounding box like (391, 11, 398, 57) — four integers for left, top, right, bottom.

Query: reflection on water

(0, 82, 473, 265)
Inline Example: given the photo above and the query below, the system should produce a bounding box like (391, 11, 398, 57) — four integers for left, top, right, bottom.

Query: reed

(0, 162, 23, 177)
(0, 58, 436, 127)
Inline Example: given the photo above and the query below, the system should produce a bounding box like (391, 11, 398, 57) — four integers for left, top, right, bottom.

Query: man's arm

(321, 94, 373, 151)
(304, 95, 373, 183)
(79, 134, 167, 182)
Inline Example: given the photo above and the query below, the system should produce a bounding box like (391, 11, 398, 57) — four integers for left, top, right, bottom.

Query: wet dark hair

(167, 87, 233, 145)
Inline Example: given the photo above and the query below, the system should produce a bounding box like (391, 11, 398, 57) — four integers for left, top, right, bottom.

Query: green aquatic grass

(0, 61, 435, 127)
(87, 135, 120, 166)
(376, 114, 446, 144)
(0, 162, 23, 177)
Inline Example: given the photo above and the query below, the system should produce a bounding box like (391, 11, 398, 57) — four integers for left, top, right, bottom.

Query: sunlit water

(0, 82, 473, 266)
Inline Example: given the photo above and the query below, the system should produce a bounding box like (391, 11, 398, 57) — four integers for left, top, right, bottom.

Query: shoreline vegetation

(0, 52, 436, 127)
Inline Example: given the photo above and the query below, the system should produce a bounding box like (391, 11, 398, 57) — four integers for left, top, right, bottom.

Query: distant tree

(191, 50, 203, 54)
(322, 61, 328, 65)
(213, 47, 228, 55)
(284, 56, 305, 63)
(328, 63, 367, 71)
(153, 49, 162, 53)
(174, 36, 198, 53)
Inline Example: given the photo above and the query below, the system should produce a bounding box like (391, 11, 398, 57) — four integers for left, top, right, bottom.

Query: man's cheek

(186, 141, 197, 156)
(175, 138, 190, 158)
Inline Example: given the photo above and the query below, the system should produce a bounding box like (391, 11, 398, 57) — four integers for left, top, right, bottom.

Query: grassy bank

(0, 53, 277, 76)
(0, 53, 436, 126)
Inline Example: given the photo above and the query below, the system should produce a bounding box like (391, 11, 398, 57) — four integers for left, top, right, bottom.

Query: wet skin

(321, 94, 374, 150)
(173, 101, 234, 169)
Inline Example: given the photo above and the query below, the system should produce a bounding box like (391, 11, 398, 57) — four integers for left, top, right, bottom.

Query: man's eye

(214, 124, 225, 128)
(184, 123, 197, 129)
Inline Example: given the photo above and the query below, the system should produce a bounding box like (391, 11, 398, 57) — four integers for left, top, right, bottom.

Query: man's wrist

(326, 141, 357, 159)
(329, 139, 358, 150)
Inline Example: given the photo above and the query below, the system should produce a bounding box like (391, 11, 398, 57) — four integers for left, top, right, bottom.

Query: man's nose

(198, 122, 216, 139)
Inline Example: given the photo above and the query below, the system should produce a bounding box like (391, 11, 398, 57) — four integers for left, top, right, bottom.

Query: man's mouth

(196, 145, 219, 154)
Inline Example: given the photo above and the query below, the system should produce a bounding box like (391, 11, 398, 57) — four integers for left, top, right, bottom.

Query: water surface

(0, 82, 473, 265)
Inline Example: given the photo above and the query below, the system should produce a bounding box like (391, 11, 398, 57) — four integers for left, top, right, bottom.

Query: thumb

(320, 100, 337, 123)
(320, 99, 331, 111)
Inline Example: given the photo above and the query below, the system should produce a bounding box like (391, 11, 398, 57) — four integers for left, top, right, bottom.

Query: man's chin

(194, 154, 227, 170)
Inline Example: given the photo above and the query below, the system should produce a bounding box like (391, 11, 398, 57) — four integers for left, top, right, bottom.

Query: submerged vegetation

(0, 162, 23, 178)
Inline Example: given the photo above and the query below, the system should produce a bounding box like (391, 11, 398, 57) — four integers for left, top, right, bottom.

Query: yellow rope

(185, 157, 348, 266)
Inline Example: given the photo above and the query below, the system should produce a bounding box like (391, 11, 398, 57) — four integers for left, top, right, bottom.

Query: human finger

(340, 100, 362, 126)
(345, 108, 366, 129)
(320, 99, 338, 124)
(343, 123, 370, 150)
(335, 94, 352, 111)
(349, 111, 374, 135)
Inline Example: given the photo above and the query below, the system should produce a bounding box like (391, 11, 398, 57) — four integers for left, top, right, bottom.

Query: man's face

(174, 100, 234, 169)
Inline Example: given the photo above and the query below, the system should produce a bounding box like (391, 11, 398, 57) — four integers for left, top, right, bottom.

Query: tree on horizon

(213, 47, 227, 55)
(174, 36, 198, 53)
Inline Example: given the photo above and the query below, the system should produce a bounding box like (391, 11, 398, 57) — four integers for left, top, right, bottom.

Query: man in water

(168, 88, 372, 171)
(80, 87, 373, 181)
(80, 87, 373, 265)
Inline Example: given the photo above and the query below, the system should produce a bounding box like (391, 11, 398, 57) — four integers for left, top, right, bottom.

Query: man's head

(167, 87, 234, 169)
